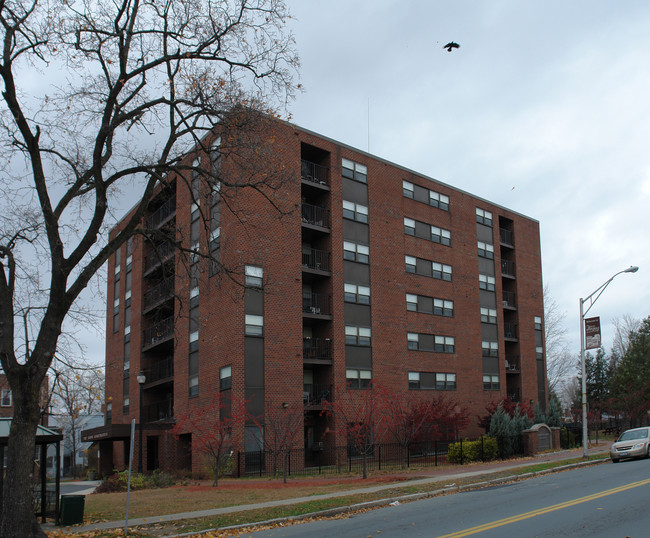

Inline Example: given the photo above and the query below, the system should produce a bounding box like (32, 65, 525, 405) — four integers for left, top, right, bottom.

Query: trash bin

(59, 494, 85, 526)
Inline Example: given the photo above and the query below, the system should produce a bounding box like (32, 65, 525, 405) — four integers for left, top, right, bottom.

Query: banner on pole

(585, 316, 602, 350)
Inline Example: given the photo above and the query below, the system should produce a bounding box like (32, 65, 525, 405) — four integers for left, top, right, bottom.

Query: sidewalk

(44, 442, 613, 535)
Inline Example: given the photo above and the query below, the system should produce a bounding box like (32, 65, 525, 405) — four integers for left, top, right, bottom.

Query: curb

(174, 456, 610, 537)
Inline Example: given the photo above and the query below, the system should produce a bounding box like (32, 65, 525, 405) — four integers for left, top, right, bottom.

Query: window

(483, 375, 500, 390)
(431, 225, 451, 246)
(245, 314, 264, 336)
(482, 341, 498, 357)
(408, 333, 455, 353)
(434, 298, 454, 317)
(342, 158, 367, 183)
(435, 335, 455, 353)
(479, 274, 496, 291)
(220, 366, 232, 391)
(476, 208, 493, 226)
(188, 375, 199, 398)
(403, 180, 414, 198)
(245, 265, 263, 288)
(190, 159, 201, 202)
(408, 372, 420, 389)
(406, 293, 418, 311)
(345, 326, 371, 346)
(536, 346, 544, 359)
(430, 191, 450, 211)
(432, 262, 453, 281)
(343, 200, 368, 223)
(480, 307, 497, 324)
(405, 255, 416, 273)
(437, 373, 457, 390)
(343, 241, 369, 263)
(344, 283, 370, 304)
(346, 368, 372, 388)
(407, 332, 419, 350)
(211, 137, 221, 177)
(478, 241, 494, 259)
(409, 372, 456, 390)
(122, 397, 130, 415)
(1, 389, 11, 407)
(534, 316, 543, 331)
(404, 217, 415, 235)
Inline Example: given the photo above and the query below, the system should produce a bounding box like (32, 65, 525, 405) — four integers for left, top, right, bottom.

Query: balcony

(303, 338, 332, 364)
(145, 195, 176, 229)
(144, 241, 176, 274)
(302, 247, 331, 273)
(508, 389, 521, 402)
(499, 228, 514, 247)
(142, 316, 174, 350)
(302, 293, 332, 317)
(501, 259, 515, 278)
(144, 356, 174, 384)
(143, 277, 175, 312)
(502, 291, 517, 309)
(301, 160, 329, 187)
(505, 355, 520, 373)
(301, 203, 331, 230)
(143, 398, 173, 422)
(303, 383, 331, 408)
(504, 322, 519, 340)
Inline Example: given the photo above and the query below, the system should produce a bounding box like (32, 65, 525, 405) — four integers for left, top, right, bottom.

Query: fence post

(378, 444, 381, 471)
(348, 445, 351, 473)
(259, 450, 263, 477)
(481, 436, 484, 461)
(407, 443, 410, 468)
(460, 439, 464, 465)
(435, 440, 438, 467)
(318, 448, 321, 474)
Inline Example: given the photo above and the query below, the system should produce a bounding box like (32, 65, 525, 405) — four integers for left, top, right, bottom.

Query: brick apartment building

(82, 117, 546, 476)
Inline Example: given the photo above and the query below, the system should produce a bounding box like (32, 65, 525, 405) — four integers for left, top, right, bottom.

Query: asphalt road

(250, 458, 650, 537)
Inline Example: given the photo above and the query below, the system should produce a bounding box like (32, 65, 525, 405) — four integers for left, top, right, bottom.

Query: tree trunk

(213, 460, 219, 487)
(1, 404, 45, 537)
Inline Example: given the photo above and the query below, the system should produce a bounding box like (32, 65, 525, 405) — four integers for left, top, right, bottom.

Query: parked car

(610, 427, 650, 462)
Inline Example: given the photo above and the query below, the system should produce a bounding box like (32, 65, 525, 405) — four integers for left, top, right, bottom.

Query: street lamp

(137, 371, 146, 473)
(579, 266, 638, 458)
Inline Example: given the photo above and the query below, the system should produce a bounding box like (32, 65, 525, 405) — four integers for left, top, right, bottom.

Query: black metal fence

(232, 436, 526, 478)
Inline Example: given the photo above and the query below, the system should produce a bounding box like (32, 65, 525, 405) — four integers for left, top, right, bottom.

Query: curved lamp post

(580, 266, 638, 458)
(137, 371, 146, 473)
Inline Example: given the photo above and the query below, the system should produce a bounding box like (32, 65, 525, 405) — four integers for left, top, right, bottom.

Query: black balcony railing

(142, 316, 174, 349)
(143, 277, 175, 310)
(501, 260, 515, 277)
(303, 384, 332, 406)
(301, 160, 329, 186)
(302, 247, 331, 272)
(144, 357, 174, 383)
(500, 228, 514, 246)
(504, 322, 518, 339)
(303, 338, 332, 362)
(303, 293, 332, 316)
(301, 203, 331, 229)
(143, 398, 173, 422)
(145, 195, 176, 229)
(144, 241, 176, 273)
(505, 355, 520, 372)
(502, 290, 517, 308)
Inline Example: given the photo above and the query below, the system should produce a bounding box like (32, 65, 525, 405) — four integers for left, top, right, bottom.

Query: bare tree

(610, 314, 641, 362)
(0, 1, 298, 534)
(543, 285, 572, 394)
(51, 362, 104, 477)
(262, 400, 304, 483)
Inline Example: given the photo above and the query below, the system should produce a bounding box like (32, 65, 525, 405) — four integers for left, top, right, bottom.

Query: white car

(610, 427, 650, 463)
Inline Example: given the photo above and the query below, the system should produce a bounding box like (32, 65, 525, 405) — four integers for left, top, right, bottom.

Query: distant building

(47, 413, 103, 477)
(83, 117, 546, 476)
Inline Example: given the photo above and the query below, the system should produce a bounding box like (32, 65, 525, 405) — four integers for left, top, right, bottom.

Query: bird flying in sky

(444, 42, 460, 52)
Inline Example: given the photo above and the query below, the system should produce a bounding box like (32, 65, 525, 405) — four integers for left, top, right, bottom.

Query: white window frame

(343, 200, 369, 223)
(344, 283, 370, 304)
(479, 274, 496, 291)
(245, 314, 264, 336)
(0, 389, 11, 407)
(476, 208, 493, 226)
(403, 180, 414, 198)
(343, 241, 369, 263)
(245, 265, 263, 288)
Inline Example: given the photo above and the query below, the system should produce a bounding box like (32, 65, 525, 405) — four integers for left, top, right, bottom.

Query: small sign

(585, 317, 601, 349)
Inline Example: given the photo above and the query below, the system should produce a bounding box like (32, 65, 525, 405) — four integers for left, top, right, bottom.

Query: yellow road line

(438, 477, 650, 537)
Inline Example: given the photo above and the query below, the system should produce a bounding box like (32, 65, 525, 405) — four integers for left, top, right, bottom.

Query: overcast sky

(284, 0, 650, 360)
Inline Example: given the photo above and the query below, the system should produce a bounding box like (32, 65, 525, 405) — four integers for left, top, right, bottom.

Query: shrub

(94, 469, 175, 493)
(447, 436, 498, 464)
